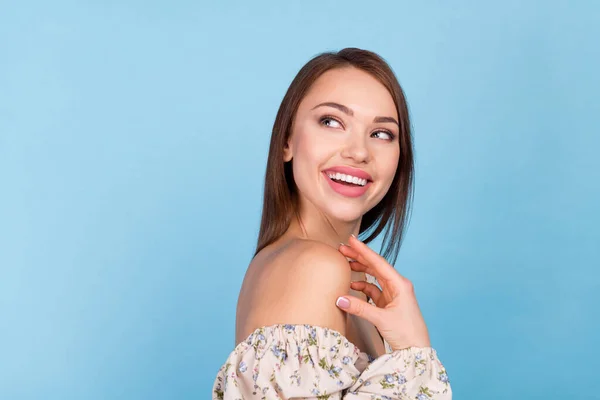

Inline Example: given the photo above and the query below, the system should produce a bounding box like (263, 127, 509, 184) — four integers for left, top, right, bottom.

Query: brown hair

(254, 47, 414, 265)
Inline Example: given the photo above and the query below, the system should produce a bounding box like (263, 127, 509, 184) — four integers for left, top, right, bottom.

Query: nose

(340, 133, 370, 163)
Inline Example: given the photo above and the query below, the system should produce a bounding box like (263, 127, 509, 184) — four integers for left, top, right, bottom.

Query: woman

(212, 48, 452, 399)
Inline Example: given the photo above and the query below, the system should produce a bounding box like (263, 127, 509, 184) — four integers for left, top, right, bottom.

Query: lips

(323, 173, 372, 198)
(322, 166, 373, 182)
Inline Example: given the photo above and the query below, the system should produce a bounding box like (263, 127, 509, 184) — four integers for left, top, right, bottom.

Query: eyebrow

(310, 102, 399, 127)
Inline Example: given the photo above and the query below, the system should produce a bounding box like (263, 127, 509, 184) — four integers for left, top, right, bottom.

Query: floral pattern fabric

(212, 323, 451, 399)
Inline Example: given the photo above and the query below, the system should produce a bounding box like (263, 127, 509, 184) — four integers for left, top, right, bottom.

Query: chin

(321, 202, 366, 223)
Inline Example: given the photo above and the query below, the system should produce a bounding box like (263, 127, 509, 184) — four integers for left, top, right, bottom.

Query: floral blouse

(212, 274, 451, 399)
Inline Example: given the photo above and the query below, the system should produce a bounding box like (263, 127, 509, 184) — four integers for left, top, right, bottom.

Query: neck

(288, 198, 361, 248)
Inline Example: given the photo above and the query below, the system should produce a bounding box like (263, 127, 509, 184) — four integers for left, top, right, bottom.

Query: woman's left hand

(336, 235, 431, 351)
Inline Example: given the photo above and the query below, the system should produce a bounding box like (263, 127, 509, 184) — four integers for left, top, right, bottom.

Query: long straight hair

(255, 48, 414, 265)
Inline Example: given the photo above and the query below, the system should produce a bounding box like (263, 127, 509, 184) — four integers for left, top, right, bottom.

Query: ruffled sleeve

(344, 347, 451, 399)
(212, 324, 452, 399)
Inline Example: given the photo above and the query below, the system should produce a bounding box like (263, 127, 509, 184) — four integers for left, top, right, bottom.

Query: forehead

(299, 67, 398, 119)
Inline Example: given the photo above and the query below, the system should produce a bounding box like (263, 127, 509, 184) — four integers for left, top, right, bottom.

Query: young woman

(212, 48, 452, 399)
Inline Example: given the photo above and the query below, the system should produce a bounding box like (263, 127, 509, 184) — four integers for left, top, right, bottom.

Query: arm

(212, 241, 452, 399)
(213, 241, 356, 399)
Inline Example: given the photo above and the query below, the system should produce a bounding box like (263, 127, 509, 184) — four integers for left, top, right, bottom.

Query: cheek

(377, 148, 400, 186)
(292, 128, 331, 169)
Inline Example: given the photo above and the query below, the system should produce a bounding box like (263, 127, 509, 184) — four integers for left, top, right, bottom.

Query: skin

(236, 67, 401, 356)
(283, 66, 400, 246)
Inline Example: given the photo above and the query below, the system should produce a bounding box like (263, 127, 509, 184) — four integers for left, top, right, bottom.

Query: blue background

(1, 1, 599, 399)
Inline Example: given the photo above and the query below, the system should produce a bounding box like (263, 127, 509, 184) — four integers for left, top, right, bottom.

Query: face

(283, 67, 400, 223)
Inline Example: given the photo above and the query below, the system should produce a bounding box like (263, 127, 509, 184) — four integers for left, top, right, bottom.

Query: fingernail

(338, 242, 346, 248)
(350, 234, 357, 239)
(336, 296, 350, 309)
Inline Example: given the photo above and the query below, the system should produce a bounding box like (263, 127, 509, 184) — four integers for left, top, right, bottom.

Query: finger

(338, 245, 376, 274)
(340, 244, 401, 287)
(348, 261, 386, 289)
(346, 235, 389, 269)
(339, 241, 385, 273)
(347, 259, 368, 272)
(335, 295, 383, 326)
(339, 244, 394, 283)
(339, 247, 383, 279)
(350, 280, 383, 304)
(349, 261, 396, 297)
(338, 242, 363, 262)
(347, 235, 402, 281)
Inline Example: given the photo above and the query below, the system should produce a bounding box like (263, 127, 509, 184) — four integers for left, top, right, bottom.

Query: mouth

(322, 168, 373, 198)
(325, 171, 370, 187)
(322, 166, 373, 186)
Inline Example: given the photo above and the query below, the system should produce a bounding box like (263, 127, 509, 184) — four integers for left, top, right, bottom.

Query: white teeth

(326, 172, 368, 186)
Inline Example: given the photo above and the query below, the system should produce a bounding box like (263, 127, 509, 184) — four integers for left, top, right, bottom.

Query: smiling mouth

(325, 172, 370, 187)
(322, 171, 372, 198)
(326, 172, 370, 187)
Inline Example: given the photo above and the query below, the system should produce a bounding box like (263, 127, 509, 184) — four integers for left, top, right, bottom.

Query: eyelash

(319, 115, 396, 141)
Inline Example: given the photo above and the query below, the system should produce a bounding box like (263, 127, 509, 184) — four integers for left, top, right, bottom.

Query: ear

(283, 140, 293, 162)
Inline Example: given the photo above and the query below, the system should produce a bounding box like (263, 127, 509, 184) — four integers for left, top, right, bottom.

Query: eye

(372, 130, 395, 141)
(319, 115, 343, 129)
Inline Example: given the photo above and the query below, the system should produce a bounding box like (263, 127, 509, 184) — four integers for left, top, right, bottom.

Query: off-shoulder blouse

(212, 275, 451, 399)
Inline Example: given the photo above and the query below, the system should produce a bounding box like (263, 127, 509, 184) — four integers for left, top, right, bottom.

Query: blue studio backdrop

(1, 1, 599, 399)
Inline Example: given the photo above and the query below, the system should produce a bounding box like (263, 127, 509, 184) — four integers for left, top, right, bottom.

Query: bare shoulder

(281, 239, 352, 287)
(236, 239, 351, 342)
